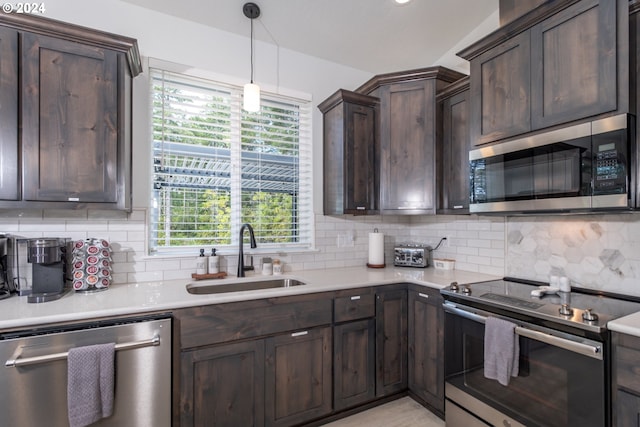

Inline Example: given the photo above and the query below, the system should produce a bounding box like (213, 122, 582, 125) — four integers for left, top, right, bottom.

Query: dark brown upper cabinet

(319, 90, 379, 215)
(459, 0, 628, 146)
(357, 67, 465, 215)
(0, 14, 141, 210)
(0, 27, 19, 202)
(437, 76, 471, 214)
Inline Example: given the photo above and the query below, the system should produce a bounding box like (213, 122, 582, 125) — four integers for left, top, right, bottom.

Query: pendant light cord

(250, 17, 254, 84)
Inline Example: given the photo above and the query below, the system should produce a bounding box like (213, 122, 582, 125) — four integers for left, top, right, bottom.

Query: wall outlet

(336, 232, 355, 248)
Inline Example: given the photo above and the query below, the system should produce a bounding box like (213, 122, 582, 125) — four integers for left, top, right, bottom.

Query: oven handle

(443, 303, 603, 360)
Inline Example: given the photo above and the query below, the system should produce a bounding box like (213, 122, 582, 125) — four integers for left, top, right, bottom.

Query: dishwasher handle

(5, 335, 160, 368)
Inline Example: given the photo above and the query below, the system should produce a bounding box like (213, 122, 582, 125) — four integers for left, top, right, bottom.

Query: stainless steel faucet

(237, 223, 257, 277)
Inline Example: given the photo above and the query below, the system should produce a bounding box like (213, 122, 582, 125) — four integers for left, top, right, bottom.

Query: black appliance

(441, 278, 640, 427)
(0, 235, 12, 300)
(14, 238, 71, 303)
(469, 114, 634, 214)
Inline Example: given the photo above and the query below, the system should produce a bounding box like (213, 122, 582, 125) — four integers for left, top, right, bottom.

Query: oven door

(443, 302, 607, 427)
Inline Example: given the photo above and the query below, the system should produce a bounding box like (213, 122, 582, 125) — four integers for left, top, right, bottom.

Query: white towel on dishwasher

(484, 316, 519, 386)
(67, 342, 116, 427)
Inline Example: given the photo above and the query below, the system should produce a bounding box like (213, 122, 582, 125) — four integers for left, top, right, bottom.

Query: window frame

(146, 61, 314, 256)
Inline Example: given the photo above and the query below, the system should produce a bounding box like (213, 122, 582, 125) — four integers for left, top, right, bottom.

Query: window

(149, 68, 313, 255)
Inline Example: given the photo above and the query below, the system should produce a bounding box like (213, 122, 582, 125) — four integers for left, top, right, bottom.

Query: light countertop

(0, 266, 500, 331)
(608, 311, 640, 338)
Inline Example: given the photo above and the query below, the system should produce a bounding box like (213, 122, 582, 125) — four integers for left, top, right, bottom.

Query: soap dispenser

(196, 248, 207, 275)
(208, 248, 219, 274)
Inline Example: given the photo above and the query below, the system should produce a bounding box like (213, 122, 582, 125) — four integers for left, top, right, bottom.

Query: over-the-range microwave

(469, 114, 636, 214)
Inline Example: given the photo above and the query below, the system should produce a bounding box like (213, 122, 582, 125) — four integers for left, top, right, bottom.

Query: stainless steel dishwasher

(0, 314, 171, 426)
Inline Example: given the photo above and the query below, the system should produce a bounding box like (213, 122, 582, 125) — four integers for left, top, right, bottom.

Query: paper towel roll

(368, 231, 385, 266)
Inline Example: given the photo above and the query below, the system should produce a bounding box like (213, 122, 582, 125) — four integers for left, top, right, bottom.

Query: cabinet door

(334, 318, 376, 410)
(21, 32, 119, 203)
(615, 389, 640, 427)
(408, 288, 444, 415)
(531, 0, 618, 130)
(180, 340, 265, 427)
(379, 81, 436, 214)
(265, 326, 332, 427)
(344, 102, 377, 214)
(0, 27, 19, 201)
(376, 287, 408, 396)
(470, 30, 531, 146)
(440, 89, 470, 213)
(321, 90, 378, 216)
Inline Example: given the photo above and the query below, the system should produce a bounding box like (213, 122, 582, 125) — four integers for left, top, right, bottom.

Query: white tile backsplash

(8, 208, 640, 296)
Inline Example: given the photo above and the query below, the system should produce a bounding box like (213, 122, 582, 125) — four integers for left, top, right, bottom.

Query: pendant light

(243, 2, 261, 112)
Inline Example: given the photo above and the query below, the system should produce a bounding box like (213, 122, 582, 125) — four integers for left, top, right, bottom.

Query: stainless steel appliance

(441, 278, 640, 427)
(14, 237, 71, 303)
(0, 314, 171, 426)
(469, 114, 634, 214)
(394, 244, 431, 267)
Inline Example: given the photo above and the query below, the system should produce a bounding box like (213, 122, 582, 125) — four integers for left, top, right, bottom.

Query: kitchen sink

(186, 277, 306, 294)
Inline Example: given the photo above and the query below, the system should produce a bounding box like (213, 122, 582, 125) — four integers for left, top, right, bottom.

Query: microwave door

(503, 154, 534, 200)
(532, 143, 586, 199)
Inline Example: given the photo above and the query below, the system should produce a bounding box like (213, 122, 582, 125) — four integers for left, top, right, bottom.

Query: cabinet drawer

(334, 293, 375, 323)
(176, 293, 333, 349)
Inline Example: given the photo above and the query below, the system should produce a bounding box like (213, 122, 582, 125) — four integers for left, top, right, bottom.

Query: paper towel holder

(367, 228, 386, 269)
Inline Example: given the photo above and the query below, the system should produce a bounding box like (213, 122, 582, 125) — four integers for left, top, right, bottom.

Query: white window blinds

(149, 68, 313, 254)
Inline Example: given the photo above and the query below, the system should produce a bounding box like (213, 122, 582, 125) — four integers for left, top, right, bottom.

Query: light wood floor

(321, 397, 445, 427)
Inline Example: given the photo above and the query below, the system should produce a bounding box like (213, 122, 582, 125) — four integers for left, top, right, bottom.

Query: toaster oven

(394, 244, 430, 268)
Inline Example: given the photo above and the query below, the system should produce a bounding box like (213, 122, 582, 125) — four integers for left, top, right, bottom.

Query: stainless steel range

(440, 277, 640, 427)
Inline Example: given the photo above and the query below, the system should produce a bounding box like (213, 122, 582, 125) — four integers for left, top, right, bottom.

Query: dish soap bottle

(208, 248, 220, 274)
(196, 248, 208, 275)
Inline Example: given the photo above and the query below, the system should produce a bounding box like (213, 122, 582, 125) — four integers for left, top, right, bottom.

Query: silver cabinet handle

(356, 206, 366, 210)
(350, 296, 361, 300)
(418, 293, 429, 299)
(5, 335, 160, 368)
(453, 205, 463, 209)
(291, 331, 308, 337)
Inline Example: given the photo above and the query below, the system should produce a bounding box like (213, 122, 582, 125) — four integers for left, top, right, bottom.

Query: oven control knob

(450, 282, 459, 292)
(582, 308, 599, 322)
(559, 303, 573, 316)
(460, 286, 471, 295)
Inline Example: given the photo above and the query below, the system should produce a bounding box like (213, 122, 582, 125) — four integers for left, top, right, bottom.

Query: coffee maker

(0, 234, 14, 300)
(15, 237, 71, 303)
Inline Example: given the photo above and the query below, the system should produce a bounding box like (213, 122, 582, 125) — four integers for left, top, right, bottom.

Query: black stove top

(440, 278, 640, 335)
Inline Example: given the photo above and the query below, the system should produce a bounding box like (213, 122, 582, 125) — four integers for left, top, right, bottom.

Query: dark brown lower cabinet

(334, 318, 376, 410)
(180, 340, 265, 427)
(265, 326, 332, 427)
(616, 389, 640, 427)
(375, 286, 408, 397)
(176, 285, 448, 426)
(613, 332, 640, 426)
(408, 287, 444, 416)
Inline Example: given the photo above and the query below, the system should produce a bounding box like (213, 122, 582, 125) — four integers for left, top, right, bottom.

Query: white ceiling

(120, 0, 499, 74)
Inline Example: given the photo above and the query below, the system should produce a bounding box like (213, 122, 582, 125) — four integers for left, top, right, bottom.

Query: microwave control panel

(593, 138, 626, 194)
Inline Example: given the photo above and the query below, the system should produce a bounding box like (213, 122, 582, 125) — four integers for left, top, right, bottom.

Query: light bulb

(243, 82, 260, 112)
